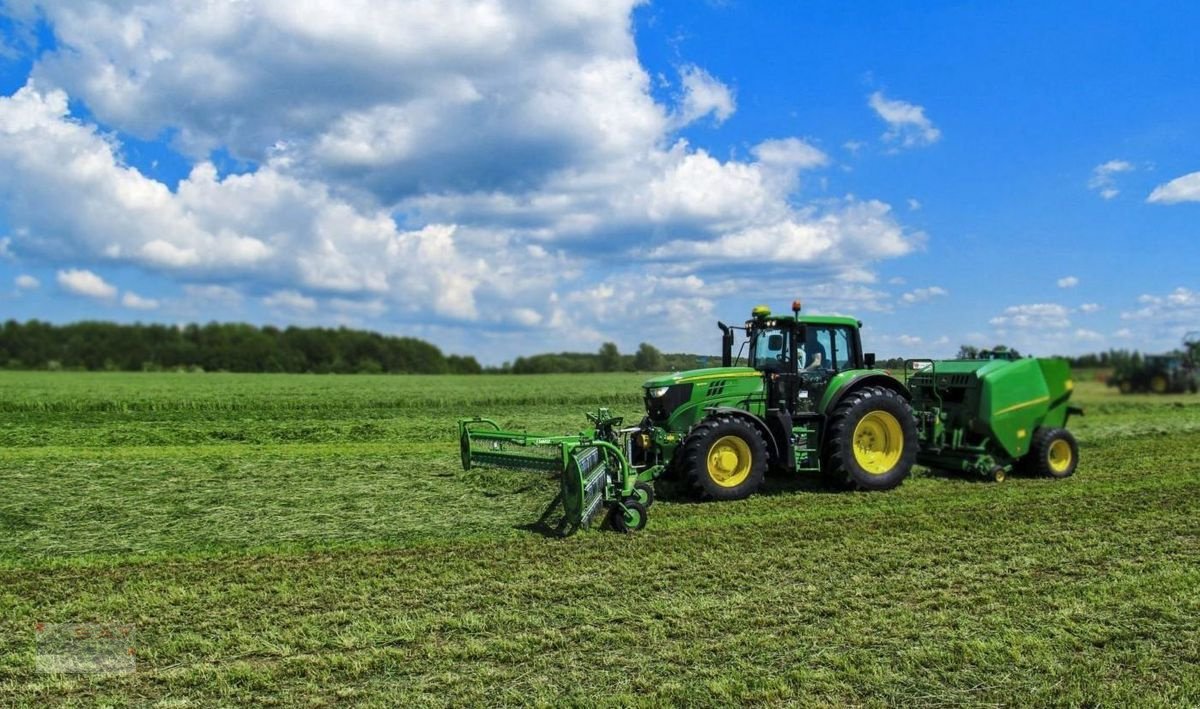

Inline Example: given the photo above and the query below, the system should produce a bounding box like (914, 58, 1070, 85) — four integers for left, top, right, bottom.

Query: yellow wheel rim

(1151, 375, 1168, 394)
(1119, 380, 1132, 394)
(1048, 439, 1072, 473)
(852, 411, 904, 475)
(706, 435, 753, 487)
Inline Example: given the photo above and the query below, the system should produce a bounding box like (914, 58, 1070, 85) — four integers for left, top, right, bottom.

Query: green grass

(1, 371, 1198, 706)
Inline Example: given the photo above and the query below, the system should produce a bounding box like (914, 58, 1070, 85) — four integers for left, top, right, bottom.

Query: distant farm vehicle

(1107, 332, 1199, 394)
(460, 302, 1082, 533)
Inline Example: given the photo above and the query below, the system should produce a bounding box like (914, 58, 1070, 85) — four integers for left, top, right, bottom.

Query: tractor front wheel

(824, 386, 918, 491)
(1027, 427, 1078, 479)
(680, 415, 767, 500)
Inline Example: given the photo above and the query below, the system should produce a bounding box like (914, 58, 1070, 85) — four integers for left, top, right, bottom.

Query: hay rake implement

(458, 409, 653, 533)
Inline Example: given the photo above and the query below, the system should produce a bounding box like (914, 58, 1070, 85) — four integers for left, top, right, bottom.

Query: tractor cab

(725, 302, 874, 414)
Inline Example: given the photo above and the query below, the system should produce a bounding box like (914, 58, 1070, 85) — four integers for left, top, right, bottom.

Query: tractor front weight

(458, 410, 652, 533)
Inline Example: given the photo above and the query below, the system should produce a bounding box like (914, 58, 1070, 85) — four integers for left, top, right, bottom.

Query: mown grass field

(1, 370, 1198, 706)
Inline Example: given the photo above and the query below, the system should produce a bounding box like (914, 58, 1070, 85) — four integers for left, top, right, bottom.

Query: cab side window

(833, 327, 857, 370)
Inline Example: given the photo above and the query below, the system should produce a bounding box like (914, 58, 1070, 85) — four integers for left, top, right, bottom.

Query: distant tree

(633, 342, 664, 371)
(955, 345, 980, 359)
(597, 342, 621, 372)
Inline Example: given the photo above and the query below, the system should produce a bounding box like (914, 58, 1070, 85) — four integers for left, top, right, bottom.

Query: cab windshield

(750, 328, 789, 371)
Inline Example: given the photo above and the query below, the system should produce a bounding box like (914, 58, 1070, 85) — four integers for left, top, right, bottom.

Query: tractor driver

(801, 329, 828, 372)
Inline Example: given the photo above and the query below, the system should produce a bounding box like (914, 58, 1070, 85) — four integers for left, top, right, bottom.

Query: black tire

(680, 415, 768, 501)
(1027, 427, 1079, 479)
(1191, 379, 1198, 394)
(609, 500, 648, 532)
(824, 386, 918, 491)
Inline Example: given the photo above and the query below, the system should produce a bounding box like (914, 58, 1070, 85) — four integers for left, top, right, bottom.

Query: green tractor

(1107, 333, 1200, 394)
(460, 301, 1081, 532)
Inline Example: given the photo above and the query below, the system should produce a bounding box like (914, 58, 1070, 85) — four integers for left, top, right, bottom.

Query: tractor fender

(818, 372, 912, 417)
(700, 407, 784, 463)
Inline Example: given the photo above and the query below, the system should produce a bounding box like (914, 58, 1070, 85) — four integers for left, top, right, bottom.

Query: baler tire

(680, 415, 767, 501)
(824, 385, 918, 491)
(609, 500, 648, 533)
(1028, 427, 1079, 479)
(1191, 380, 1198, 394)
(1118, 380, 1132, 395)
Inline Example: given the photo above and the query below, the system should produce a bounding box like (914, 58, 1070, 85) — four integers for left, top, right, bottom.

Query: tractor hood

(642, 366, 760, 389)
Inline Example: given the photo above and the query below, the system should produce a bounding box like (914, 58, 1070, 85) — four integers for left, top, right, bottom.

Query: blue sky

(1, 1, 1197, 364)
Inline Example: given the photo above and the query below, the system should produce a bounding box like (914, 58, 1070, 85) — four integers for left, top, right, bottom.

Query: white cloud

(0, 2, 927, 362)
(1147, 171, 1200, 204)
(906, 198, 921, 211)
(1073, 328, 1103, 342)
(897, 334, 922, 346)
(672, 64, 736, 128)
(183, 284, 243, 305)
(121, 291, 159, 310)
(15, 274, 39, 289)
(751, 138, 828, 170)
(1088, 159, 1133, 199)
(0, 236, 11, 258)
(263, 289, 317, 313)
(900, 285, 947, 304)
(1121, 287, 1200, 322)
(867, 91, 940, 150)
(989, 303, 1071, 329)
(1079, 302, 1101, 313)
(1057, 275, 1079, 288)
(56, 268, 116, 300)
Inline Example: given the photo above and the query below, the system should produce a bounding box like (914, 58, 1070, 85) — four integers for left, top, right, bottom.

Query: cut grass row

(1, 371, 1198, 705)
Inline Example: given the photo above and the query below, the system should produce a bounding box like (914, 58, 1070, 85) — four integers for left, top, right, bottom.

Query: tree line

(0, 320, 481, 374)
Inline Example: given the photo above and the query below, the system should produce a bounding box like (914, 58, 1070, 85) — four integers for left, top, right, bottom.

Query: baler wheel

(991, 466, 1007, 483)
(1028, 427, 1079, 479)
(1118, 380, 1132, 394)
(633, 482, 655, 508)
(1151, 375, 1169, 394)
(679, 416, 767, 501)
(824, 386, 918, 491)
(610, 500, 648, 533)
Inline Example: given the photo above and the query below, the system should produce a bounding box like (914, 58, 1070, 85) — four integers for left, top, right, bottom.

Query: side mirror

(864, 352, 876, 367)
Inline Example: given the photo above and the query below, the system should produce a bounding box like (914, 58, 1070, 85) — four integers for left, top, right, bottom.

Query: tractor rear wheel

(680, 415, 767, 500)
(824, 386, 918, 491)
(1028, 427, 1078, 478)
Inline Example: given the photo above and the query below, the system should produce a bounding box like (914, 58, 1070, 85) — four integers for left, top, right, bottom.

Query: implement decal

(994, 395, 1050, 416)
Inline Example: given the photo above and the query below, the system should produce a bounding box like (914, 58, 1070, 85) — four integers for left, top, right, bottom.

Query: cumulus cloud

(1088, 159, 1133, 199)
(1057, 275, 1079, 288)
(0, 1, 926, 359)
(868, 91, 940, 150)
(989, 303, 1071, 329)
(900, 286, 947, 304)
(672, 64, 736, 128)
(1147, 171, 1200, 204)
(56, 268, 116, 299)
(121, 291, 159, 310)
(1121, 287, 1200, 322)
(263, 289, 317, 313)
(1079, 303, 1101, 313)
(15, 274, 39, 289)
